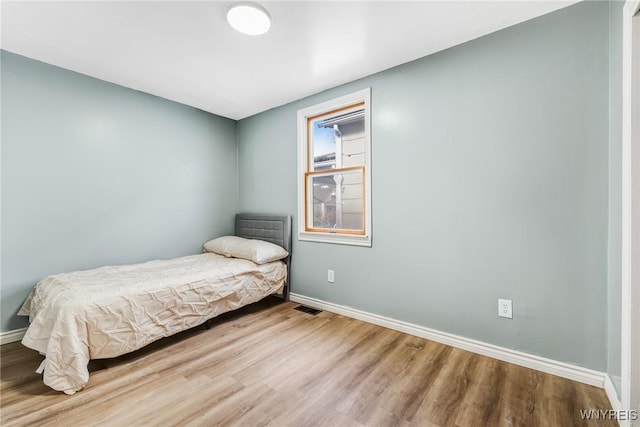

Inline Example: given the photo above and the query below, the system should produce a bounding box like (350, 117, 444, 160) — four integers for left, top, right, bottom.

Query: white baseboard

(0, 327, 27, 345)
(605, 374, 623, 427)
(290, 293, 606, 388)
(605, 374, 622, 411)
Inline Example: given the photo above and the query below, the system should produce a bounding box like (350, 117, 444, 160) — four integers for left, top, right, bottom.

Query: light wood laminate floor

(1, 298, 615, 426)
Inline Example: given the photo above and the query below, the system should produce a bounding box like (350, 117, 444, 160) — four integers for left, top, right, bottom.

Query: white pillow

(203, 236, 245, 257)
(203, 236, 289, 264)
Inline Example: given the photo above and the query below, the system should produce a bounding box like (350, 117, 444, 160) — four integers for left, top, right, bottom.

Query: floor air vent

(294, 305, 322, 315)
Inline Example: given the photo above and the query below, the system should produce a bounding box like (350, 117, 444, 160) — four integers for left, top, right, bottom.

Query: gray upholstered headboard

(235, 213, 292, 301)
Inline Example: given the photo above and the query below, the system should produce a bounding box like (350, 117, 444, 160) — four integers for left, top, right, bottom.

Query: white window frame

(297, 88, 372, 247)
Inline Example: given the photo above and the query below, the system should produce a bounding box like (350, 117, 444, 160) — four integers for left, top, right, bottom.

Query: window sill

(298, 231, 371, 247)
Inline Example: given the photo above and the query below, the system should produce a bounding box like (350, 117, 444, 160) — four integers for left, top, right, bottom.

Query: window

(297, 88, 371, 246)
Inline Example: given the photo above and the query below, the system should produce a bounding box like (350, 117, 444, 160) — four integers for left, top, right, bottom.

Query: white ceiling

(1, 1, 577, 120)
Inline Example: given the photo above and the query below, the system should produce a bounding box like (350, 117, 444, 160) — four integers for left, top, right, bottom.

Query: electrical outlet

(327, 269, 335, 283)
(498, 299, 513, 319)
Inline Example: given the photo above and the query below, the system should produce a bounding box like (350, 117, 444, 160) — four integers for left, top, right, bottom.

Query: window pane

(338, 120, 365, 168)
(308, 169, 363, 231)
(340, 171, 364, 230)
(311, 121, 336, 171)
(311, 175, 337, 229)
(310, 108, 365, 172)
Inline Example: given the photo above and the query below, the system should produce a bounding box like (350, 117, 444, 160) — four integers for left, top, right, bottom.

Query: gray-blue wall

(238, 1, 611, 370)
(1, 51, 238, 332)
(607, 0, 623, 395)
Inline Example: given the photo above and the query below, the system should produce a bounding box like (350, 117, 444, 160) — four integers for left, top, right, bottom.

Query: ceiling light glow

(227, 3, 271, 36)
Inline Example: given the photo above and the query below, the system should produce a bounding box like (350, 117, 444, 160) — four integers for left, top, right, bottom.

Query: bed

(18, 213, 292, 395)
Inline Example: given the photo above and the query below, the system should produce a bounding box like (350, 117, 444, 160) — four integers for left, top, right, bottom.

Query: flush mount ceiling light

(227, 3, 271, 36)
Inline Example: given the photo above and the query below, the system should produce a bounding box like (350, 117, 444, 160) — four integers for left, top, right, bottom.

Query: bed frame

(20, 213, 293, 395)
(235, 213, 292, 301)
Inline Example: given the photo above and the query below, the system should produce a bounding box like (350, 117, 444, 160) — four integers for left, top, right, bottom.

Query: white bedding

(18, 252, 286, 395)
